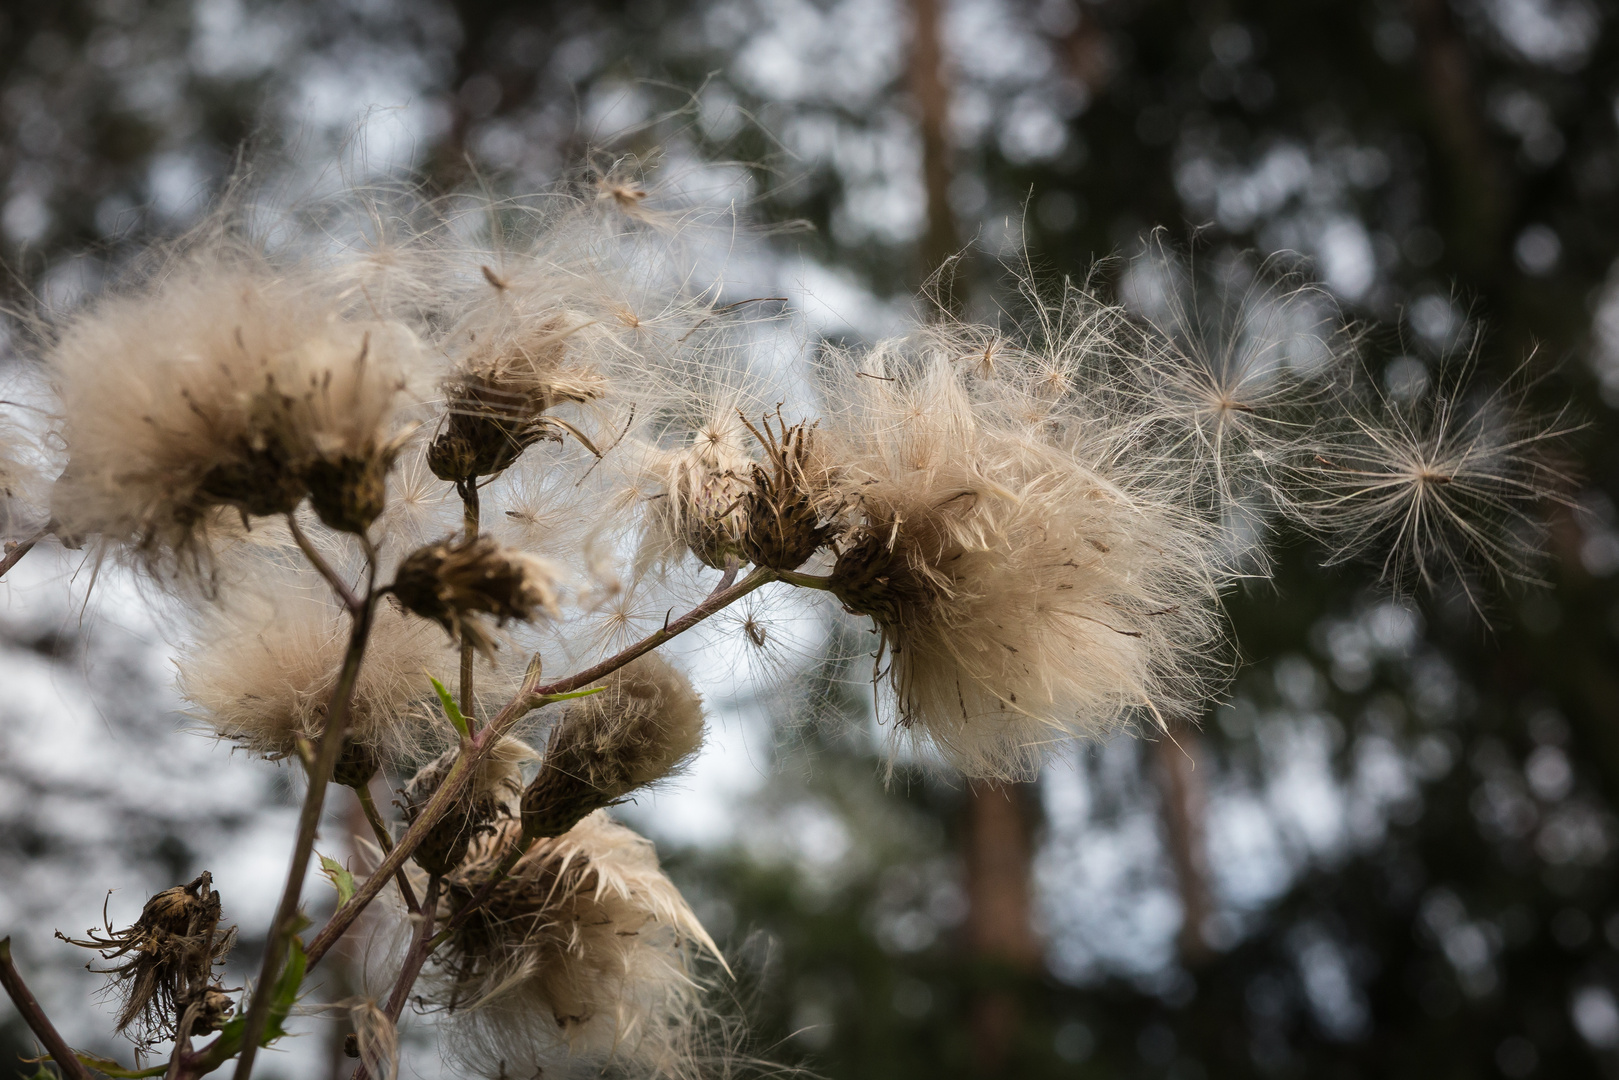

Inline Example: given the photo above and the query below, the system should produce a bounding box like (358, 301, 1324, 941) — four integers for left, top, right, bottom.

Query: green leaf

(536, 686, 608, 706)
(69, 1053, 167, 1078)
(428, 673, 470, 740)
(319, 854, 356, 908)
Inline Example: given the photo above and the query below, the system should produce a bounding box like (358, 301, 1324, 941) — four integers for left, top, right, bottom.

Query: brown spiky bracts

(819, 348, 1226, 780)
(391, 535, 562, 654)
(738, 410, 835, 571)
(400, 736, 535, 876)
(430, 812, 721, 1079)
(57, 873, 237, 1052)
(47, 253, 422, 566)
(640, 414, 754, 569)
(179, 592, 453, 775)
(521, 655, 705, 842)
(427, 309, 608, 485)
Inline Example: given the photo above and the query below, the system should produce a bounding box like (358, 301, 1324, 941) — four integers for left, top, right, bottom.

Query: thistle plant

(0, 170, 1568, 1080)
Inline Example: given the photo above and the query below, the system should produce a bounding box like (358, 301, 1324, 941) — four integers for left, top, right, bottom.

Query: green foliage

(318, 854, 357, 909)
(428, 674, 471, 740)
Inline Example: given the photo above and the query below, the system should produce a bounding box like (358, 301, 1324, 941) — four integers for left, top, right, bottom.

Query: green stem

(775, 568, 835, 591)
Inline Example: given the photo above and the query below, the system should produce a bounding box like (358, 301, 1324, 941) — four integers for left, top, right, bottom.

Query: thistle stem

(287, 514, 364, 614)
(0, 937, 94, 1080)
(303, 566, 777, 969)
(382, 875, 439, 1023)
(353, 785, 419, 915)
(774, 569, 834, 590)
(233, 589, 378, 1080)
(0, 528, 45, 580)
(458, 482, 480, 726)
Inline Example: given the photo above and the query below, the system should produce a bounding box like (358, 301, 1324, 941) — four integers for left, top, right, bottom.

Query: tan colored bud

(56, 872, 237, 1052)
(392, 536, 561, 652)
(400, 737, 532, 876)
(740, 413, 832, 571)
(520, 655, 704, 840)
(428, 315, 606, 483)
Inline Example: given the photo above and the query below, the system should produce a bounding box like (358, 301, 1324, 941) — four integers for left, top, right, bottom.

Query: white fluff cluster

(432, 812, 721, 1080)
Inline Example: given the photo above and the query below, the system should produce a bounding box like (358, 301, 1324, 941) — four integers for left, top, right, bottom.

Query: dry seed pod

(180, 596, 452, 768)
(57, 872, 237, 1051)
(645, 421, 754, 569)
(740, 412, 833, 571)
(391, 535, 562, 654)
(430, 812, 720, 1079)
(817, 347, 1225, 780)
(520, 654, 703, 841)
(47, 259, 421, 562)
(400, 737, 533, 876)
(428, 314, 606, 484)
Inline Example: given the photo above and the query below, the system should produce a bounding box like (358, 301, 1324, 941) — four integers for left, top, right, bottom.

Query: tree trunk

(1154, 728, 1214, 966)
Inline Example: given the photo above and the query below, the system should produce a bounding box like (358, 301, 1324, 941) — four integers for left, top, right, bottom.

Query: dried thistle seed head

(333, 737, 381, 788)
(56, 872, 237, 1052)
(189, 986, 236, 1036)
(302, 443, 398, 536)
(392, 535, 562, 653)
(46, 257, 422, 566)
(828, 526, 941, 630)
(428, 314, 607, 484)
(740, 412, 834, 571)
(520, 654, 703, 841)
(180, 593, 453, 766)
(400, 736, 534, 876)
(429, 812, 720, 1079)
(642, 419, 755, 569)
(816, 344, 1227, 780)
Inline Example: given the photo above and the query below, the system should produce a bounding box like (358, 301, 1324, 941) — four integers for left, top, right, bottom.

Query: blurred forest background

(3, 0, 1619, 1077)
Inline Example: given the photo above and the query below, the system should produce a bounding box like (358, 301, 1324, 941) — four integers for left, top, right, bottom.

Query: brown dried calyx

(195, 367, 407, 536)
(520, 654, 704, 841)
(391, 535, 561, 654)
(57, 872, 238, 1051)
(427, 316, 605, 484)
(400, 737, 530, 876)
(739, 411, 833, 571)
(828, 523, 945, 631)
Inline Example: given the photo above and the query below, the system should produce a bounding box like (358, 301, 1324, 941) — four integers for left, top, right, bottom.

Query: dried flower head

(641, 415, 754, 569)
(427, 309, 607, 484)
(820, 347, 1225, 779)
(47, 253, 421, 566)
(432, 812, 720, 1079)
(738, 410, 834, 571)
(401, 736, 535, 876)
(57, 873, 237, 1052)
(521, 654, 705, 840)
(392, 535, 563, 654)
(179, 590, 453, 769)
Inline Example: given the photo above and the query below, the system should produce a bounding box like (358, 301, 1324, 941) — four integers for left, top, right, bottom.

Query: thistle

(391, 535, 562, 653)
(57, 873, 237, 1053)
(427, 312, 607, 485)
(430, 812, 720, 1079)
(399, 736, 534, 876)
(739, 410, 834, 571)
(521, 654, 705, 840)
